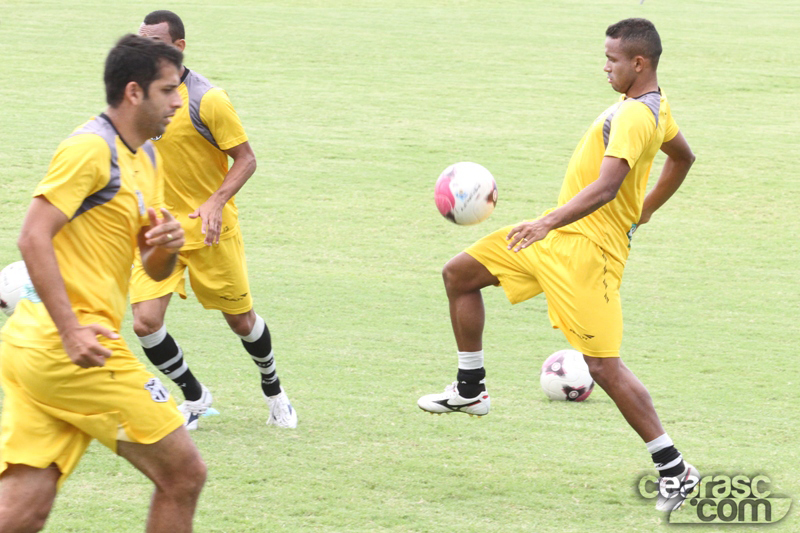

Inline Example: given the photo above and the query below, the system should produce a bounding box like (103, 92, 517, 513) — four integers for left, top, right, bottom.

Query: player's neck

(624, 75, 659, 99)
(103, 108, 147, 153)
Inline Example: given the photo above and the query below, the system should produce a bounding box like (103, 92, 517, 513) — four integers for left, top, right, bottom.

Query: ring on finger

(166, 233, 173, 241)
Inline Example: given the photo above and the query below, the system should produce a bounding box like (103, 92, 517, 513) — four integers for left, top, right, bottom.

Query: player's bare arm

(17, 196, 119, 368)
(506, 156, 630, 251)
(188, 141, 257, 245)
(138, 207, 184, 281)
(639, 131, 695, 225)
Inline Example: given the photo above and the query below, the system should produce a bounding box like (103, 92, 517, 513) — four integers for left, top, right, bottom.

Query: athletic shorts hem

(463, 250, 520, 303)
(117, 417, 184, 451)
(575, 346, 620, 358)
(197, 301, 253, 314)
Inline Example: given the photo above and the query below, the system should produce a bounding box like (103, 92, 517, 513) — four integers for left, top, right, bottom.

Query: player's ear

(124, 81, 145, 105)
(172, 38, 186, 52)
(633, 55, 646, 73)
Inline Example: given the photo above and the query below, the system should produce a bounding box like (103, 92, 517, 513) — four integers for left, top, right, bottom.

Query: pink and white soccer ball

(0, 261, 34, 317)
(434, 162, 498, 225)
(540, 349, 595, 401)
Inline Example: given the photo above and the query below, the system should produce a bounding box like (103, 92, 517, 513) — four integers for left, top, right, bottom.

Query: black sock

(140, 333, 203, 401)
(241, 323, 281, 397)
(652, 446, 685, 478)
(456, 367, 486, 398)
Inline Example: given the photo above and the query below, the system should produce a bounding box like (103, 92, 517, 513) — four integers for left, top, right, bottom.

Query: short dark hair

(606, 18, 662, 68)
(143, 10, 185, 41)
(104, 34, 183, 107)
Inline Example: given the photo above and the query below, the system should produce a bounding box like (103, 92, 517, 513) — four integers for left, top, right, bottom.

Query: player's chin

(151, 123, 167, 137)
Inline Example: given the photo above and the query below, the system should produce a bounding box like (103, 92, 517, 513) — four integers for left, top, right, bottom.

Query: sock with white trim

(138, 325, 203, 401)
(647, 433, 686, 478)
(456, 350, 486, 398)
(239, 314, 282, 397)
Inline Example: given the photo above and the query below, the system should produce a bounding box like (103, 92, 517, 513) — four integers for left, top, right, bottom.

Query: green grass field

(1, 1, 799, 531)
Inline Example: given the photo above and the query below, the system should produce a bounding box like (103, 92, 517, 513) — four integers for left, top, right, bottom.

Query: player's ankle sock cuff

(652, 446, 685, 478)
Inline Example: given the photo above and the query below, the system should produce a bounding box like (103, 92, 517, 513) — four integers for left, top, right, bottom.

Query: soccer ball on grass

(540, 349, 595, 401)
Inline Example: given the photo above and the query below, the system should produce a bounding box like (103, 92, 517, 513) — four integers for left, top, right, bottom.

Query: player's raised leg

(585, 355, 700, 510)
(417, 252, 498, 416)
(224, 310, 298, 428)
(117, 427, 206, 533)
(0, 464, 60, 532)
(133, 295, 212, 431)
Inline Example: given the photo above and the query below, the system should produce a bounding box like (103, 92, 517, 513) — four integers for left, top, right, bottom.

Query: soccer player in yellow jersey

(418, 19, 700, 510)
(132, 10, 297, 429)
(0, 35, 206, 532)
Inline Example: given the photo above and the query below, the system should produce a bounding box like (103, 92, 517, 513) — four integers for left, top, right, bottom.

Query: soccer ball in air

(435, 162, 498, 225)
(0, 261, 35, 316)
(540, 349, 595, 401)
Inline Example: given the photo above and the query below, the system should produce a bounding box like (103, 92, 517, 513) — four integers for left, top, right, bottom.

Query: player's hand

(638, 210, 652, 225)
(188, 199, 224, 246)
(506, 220, 551, 252)
(61, 324, 119, 368)
(145, 208, 184, 253)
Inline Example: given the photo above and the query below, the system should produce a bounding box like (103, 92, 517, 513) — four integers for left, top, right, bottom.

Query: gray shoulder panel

(631, 91, 661, 127)
(142, 141, 157, 167)
(602, 106, 619, 149)
(602, 92, 661, 148)
(69, 117, 121, 219)
(184, 70, 220, 149)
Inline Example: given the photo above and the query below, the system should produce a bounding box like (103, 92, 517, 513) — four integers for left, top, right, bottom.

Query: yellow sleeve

(604, 102, 656, 169)
(199, 88, 248, 151)
(662, 108, 679, 143)
(34, 134, 109, 219)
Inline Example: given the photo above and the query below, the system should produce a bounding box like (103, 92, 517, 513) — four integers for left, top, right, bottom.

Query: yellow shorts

(0, 338, 184, 488)
(129, 229, 253, 314)
(465, 227, 624, 358)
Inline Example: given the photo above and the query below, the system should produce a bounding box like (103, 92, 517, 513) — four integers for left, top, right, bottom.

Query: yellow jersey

(151, 68, 248, 249)
(556, 89, 679, 263)
(1, 115, 163, 348)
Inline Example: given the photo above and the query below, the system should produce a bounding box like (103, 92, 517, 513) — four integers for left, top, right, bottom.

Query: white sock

(458, 350, 484, 370)
(646, 433, 673, 454)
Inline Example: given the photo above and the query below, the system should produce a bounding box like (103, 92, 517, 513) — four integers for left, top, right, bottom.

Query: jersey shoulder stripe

(68, 116, 121, 219)
(602, 91, 661, 148)
(630, 91, 661, 126)
(184, 69, 219, 149)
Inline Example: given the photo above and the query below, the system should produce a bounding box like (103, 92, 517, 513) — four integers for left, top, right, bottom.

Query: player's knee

(24, 506, 51, 533)
(0, 498, 53, 532)
(159, 455, 207, 500)
(584, 356, 621, 386)
(184, 456, 207, 495)
(224, 312, 255, 337)
(132, 313, 164, 337)
(442, 259, 468, 293)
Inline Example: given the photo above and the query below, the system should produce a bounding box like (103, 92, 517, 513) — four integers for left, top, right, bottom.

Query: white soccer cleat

(265, 388, 298, 428)
(655, 462, 701, 512)
(177, 385, 213, 431)
(417, 381, 490, 416)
